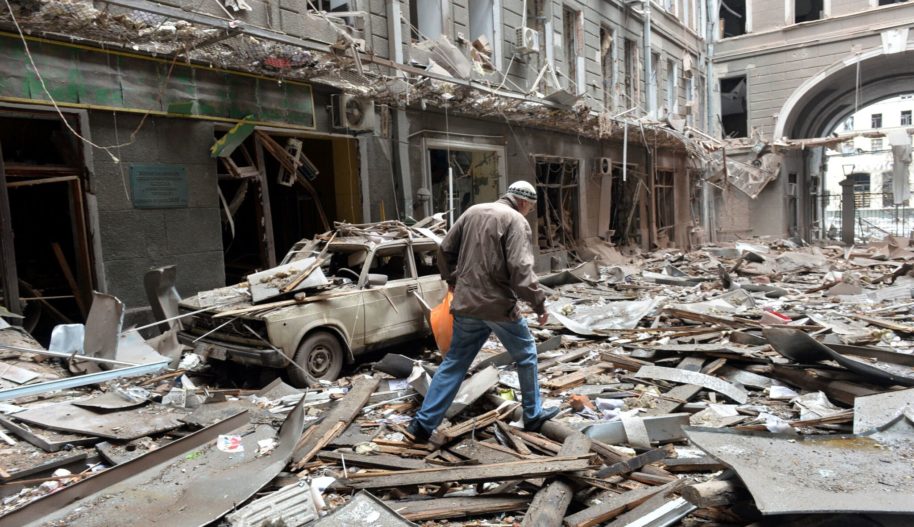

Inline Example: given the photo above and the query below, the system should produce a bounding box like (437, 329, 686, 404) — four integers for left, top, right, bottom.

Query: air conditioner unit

(515, 27, 540, 54)
(786, 182, 797, 197)
(597, 157, 612, 176)
(332, 94, 375, 131)
(683, 100, 695, 115)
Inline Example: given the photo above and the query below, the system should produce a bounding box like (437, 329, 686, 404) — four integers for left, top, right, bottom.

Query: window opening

(428, 147, 502, 220)
(795, 0, 823, 23)
(562, 7, 581, 92)
(654, 170, 676, 234)
(872, 113, 883, 128)
(623, 39, 639, 107)
(878, 0, 908, 6)
(369, 245, 410, 281)
(600, 27, 614, 111)
(666, 59, 679, 115)
(720, 76, 748, 138)
(719, 0, 746, 38)
(535, 158, 579, 250)
(411, 244, 440, 277)
(871, 138, 884, 152)
(469, 0, 495, 53)
(901, 110, 912, 126)
(409, 0, 443, 41)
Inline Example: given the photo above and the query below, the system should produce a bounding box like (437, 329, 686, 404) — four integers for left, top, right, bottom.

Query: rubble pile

(2, 235, 914, 526)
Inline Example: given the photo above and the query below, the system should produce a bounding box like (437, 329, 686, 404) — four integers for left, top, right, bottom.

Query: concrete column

(840, 178, 856, 245)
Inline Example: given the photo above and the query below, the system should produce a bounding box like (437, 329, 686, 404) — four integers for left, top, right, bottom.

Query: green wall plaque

(129, 164, 188, 209)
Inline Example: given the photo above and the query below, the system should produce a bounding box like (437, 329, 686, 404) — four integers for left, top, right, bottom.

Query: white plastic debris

(768, 385, 799, 400)
(217, 434, 244, 453)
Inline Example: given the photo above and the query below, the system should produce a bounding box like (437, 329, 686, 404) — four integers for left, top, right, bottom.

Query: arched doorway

(772, 44, 914, 241)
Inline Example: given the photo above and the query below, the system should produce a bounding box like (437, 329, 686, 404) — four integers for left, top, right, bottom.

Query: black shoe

(407, 420, 432, 443)
(524, 407, 560, 432)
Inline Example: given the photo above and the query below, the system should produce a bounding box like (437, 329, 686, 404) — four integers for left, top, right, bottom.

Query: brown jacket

(437, 195, 546, 321)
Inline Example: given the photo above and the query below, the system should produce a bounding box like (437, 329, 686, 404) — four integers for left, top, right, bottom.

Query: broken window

(409, 0, 443, 41)
(562, 7, 582, 93)
(651, 52, 661, 114)
(795, 0, 823, 23)
(0, 112, 94, 339)
(719, 0, 746, 38)
(215, 130, 358, 283)
(623, 39, 640, 107)
(411, 243, 440, 277)
(686, 74, 696, 126)
(842, 116, 855, 131)
(534, 158, 579, 251)
(654, 170, 676, 236)
(720, 76, 748, 138)
(469, 0, 496, 64)
(902, 110, 912, 126)
(368, 245, 410, 281)
(872, 138, 884, 151)
(666, 58, 679, 116)
(872, 113, 883, 128)
(428, 145, 503, 219)
(600, 27, 614, 111)
(312, 0, 355, 29)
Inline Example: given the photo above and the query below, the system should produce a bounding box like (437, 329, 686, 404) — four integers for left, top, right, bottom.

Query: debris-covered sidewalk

(2, 235, 914, 526)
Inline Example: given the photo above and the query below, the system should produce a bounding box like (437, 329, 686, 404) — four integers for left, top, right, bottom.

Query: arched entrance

(772, 43, 914, 241)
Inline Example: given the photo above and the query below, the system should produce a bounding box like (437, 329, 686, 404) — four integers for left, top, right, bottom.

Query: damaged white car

(177, 223, 447, 387)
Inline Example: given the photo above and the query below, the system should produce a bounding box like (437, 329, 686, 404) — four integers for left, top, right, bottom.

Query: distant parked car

(178, 224, 447, 387)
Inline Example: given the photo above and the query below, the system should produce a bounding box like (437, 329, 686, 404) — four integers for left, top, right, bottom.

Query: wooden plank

(522, 432, 591, 527)
(537, 347, 592, 372)
(595, 448, 666, 478)
(544, 362, 613, 390)
(563, 482, 671, 527)
(662, 456, 726, 473)
(681, 479, 742, 508)
(291, 376, 379, 467)
(642, 384, 702, 416)
(317, 451, 428, 470)
(340, 455, 594, 489)
(386, 495, 531, 521)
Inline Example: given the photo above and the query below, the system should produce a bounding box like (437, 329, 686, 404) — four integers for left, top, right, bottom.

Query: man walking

(408, 181, 559, 442)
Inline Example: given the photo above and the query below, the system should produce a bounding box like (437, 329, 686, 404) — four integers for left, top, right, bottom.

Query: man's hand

(448, 284, 455, 293)
(537, 312, 549, 326)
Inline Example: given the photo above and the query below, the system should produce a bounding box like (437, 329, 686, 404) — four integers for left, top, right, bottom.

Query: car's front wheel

(288, 331, 344, 387)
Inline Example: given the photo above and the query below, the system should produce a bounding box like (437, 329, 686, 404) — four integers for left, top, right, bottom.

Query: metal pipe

(0, 343, 140, 367)
(0, 360, 169, 401)
(703, 0, 717, 242)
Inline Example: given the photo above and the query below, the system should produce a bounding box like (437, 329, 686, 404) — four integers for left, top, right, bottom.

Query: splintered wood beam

(386, 495, 531, 521)
(522, 432, 591, 527)
(291, 376, 379, 468)
(544, 362, 614, 390)
(316, 451, 428, 470)
(339, 455, 595, 489)
(563, 482, 673, 527)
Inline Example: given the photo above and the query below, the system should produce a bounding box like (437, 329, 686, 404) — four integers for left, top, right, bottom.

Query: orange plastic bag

(430, 291, 454, 357)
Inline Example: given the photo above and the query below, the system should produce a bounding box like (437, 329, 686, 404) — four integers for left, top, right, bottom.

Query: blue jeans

(413, 314, 543, 433)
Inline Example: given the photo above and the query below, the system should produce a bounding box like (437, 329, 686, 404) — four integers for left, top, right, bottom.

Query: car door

(361, 243, 424, 346)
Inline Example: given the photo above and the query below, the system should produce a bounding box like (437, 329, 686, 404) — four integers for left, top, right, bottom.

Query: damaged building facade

(0, 0, 711, 326)
(4, 0, 912, 329)
(709, 0, 914, 242)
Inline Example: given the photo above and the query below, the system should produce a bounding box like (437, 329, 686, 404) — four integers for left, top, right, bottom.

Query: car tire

(289, 331, 344, 387)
